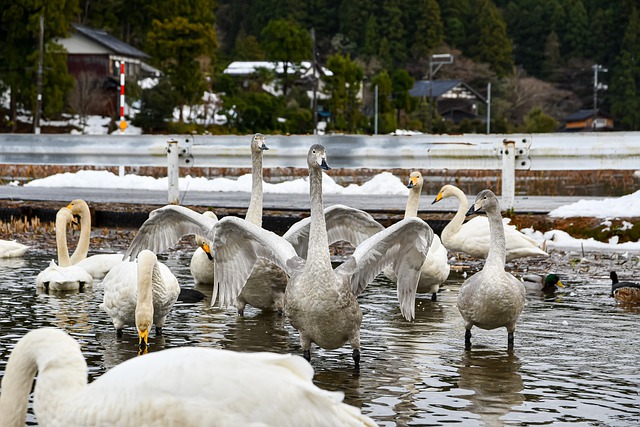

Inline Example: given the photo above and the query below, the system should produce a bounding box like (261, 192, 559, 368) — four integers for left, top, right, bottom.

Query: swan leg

(236, 298, 247, 317)
(464, 329, 472, 350)
(507, 331, 514, 349)
(303, 349, 311, 362)
(352, 349, 360, 370)
(431, 292, 437, 301)
(156, 326, 163, 337)
(116, 329, 124, 338)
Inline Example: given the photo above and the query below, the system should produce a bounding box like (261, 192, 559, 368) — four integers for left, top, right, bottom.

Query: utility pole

(34, 15, 44, 135)
(311, 28, 318, 135)
(592, 64, 608, 131)
(427, 53, 454, 133)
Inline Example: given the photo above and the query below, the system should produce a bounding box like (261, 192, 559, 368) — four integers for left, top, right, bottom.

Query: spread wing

(337, 217, 433, 321)
(283, 204, 385, 258)
(212, 216, 299, 308)
(123, 205, 218, 261)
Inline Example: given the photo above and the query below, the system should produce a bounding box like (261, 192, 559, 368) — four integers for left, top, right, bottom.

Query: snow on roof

(224, 61, 332, 77)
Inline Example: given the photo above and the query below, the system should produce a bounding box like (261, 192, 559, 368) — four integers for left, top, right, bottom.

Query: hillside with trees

(1, 0, 639, 134)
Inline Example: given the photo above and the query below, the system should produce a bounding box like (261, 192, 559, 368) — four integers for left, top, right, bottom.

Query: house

(559, 109, 614, 132)
(409, 79, 486, 123)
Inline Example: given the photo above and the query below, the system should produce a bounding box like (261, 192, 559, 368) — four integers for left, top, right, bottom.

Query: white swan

(432, 184, 548, 261)
(457, 189, 526, 350)
(35, 208, 93, 292)
(384, 171, 450, 300)
(212, 144, 433, 368)
(124, 134, 385, 315)
(189, 212, 217, 286)
(0, 239, 29, 258)
(65, 198, 123, 278)
(100, 249, 180, 347)
(0, 327, 378, 427)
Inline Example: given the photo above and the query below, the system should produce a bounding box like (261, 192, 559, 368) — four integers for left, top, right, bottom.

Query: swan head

(466, 189, 499, 216)
(67, 199, 89, 217)
(56, 207, 74, 229)
(432, 184, 457, 204)
(407, 171, 423, 190)
(252, 133, 269, 151)
(308, 144, 331, 170)
(195, 235, 214, 261)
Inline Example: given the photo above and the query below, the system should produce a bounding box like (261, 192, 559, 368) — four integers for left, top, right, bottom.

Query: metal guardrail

(1, 132, 639, 208)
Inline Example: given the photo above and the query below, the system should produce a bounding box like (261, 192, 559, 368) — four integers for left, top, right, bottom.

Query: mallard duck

(457, 189, 526, 350)
(522, 273, 564, 294)
(610, 271, 640, 303)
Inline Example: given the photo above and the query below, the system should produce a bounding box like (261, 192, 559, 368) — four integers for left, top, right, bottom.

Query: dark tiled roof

(562, 109, 611, 121)
(72, 23, 150, 59)
(409, 79, 486, 102)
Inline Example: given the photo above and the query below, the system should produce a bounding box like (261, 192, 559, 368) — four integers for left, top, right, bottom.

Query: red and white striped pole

(118, 61, 127, 133)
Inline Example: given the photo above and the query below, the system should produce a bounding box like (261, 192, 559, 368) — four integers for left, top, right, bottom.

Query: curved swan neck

(405, 186, 421, 218)
(441, 186, 470, 240)
(306, 165, 331, 270)
(245, 148, 264, 227)
(56, 212, 72, 267)
(484, 206, 507, 268)
(0, 329, 87, 427)
(69, 202, 91, 264)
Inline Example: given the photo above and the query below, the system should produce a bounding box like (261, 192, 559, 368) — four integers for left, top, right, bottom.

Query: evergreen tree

(370, 70, 396, 133)
(378, 0, 407, 67)
(439, 0, 471, 50)
(563, 0, 589, 59)
(339, 0, 376, 57)
(467, 0, 514, 77)
(391, 69, 415, 128)
(324, 53, 363, 132)
(408, 0, 444, 75)
(610, 7, 640, 130)
(362, 15, 380, 57)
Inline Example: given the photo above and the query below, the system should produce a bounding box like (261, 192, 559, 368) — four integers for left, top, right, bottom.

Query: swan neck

(485, 208, 507, 268)
(0, 330, 86, 427)
(135, 257, 156, 328)
(404, 187, 421, 218)
(69, 208, 91, 264)
(245, 149, 264, 227)
(55, 215, 71, 267)
(306, 166, 331, 270)
(442, 187, 469, 240)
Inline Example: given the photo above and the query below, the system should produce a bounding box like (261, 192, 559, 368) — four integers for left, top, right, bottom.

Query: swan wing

(212, 216, 297, 308)
(283, 204, 384, 258)
(341, 217, 433, 320)
(123, 205, 218, 261)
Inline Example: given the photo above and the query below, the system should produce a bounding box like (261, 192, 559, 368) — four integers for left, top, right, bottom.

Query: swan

(457, 189, 526, 350)
(35, 208, 93, 292)
(189, 212, 217, 286)
(522, 273, 564, 294)
(384, 171, 450, 300)
(0, 239, 29, 258)
(610, 271, 640, 303)
(212, 144, 433, 368)
(65, 198, 123, 278)
(0, 327, 378, 427)
(100, 249, 180, 347)
(432, 184, 548, 261)
(124, 134, 385, 315)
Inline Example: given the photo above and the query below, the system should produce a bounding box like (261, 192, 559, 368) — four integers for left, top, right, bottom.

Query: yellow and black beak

(138, 328, 149, 349)
(407, 176, 418, 189)
(202, 242, 213, 261)
(432, 192, 443, 204)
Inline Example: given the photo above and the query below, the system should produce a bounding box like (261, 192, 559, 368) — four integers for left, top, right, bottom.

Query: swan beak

(202, 242, 214, 261)
(407, 177, 417, 189)
(138, 328, 149, 349)
(466, 204, 478, 216)
(432, 192, 443, 204)
(556, 280, 565, 288)
(260, 143, 269, 151)
(320, 158, 331, 170)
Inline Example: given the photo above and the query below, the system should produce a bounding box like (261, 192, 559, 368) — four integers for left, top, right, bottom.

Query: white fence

(1, 132, 639, 208)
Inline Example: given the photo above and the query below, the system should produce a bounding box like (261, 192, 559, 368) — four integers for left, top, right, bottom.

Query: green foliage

(610, 6, 640, 130)
(467, 0, 514, 77)
(132, 78, 178, 133)
(324, 53, 363, 132)
(523, 106, 559, 133)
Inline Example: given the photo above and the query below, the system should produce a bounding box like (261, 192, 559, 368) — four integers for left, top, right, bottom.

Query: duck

(384, 171, 450, 301)
(0, 239, 29, 258)
(212, 144, 433, 368)
(457, 189, 526, 350)
(432, 184, 548, 261)
(65, 199, 124, 278)
(610, 271, 640, 303)
(0, 327, 378, 427)
(124, 134, 385, 316)
(522, 273, 564, 294)
(35, 208, 93, 292)
(100, 249, 180, 347)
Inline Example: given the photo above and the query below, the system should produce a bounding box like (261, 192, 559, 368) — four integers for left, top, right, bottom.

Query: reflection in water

(457, 350, 524, 427)
(1, 250, 640, 426)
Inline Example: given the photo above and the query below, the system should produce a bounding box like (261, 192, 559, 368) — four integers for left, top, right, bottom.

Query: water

(0, 243, 639, 426)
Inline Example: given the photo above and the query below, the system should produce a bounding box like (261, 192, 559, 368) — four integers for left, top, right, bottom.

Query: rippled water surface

(0, 243, 639, 426)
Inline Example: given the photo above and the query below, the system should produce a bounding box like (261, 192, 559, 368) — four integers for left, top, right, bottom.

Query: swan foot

(352, 348, 360, 370)
(116, 329, 124, 338)
(431, 293, 437, 301)
(507, 332, 514, 349)
(464, 329, 472, 350)
(303, 349, 311, 362)
(155, 326, 163, 337)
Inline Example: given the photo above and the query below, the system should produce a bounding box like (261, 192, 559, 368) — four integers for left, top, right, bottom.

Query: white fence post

(167, 139, 179, 205)
(501, 139, 516, 211)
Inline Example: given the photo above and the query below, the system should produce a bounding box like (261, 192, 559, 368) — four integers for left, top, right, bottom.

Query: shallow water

(0, 244, 639, 426)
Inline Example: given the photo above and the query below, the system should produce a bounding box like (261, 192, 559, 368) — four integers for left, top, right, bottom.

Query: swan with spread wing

(212, 144, 433, 368)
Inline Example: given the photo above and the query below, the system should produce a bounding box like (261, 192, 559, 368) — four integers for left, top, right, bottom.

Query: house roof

(561, 109, 611, 122)
(71, 23, 150, 59)
(409, 79, 486, 102)
(223, 61, 333, 77)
